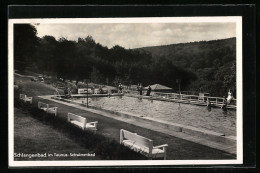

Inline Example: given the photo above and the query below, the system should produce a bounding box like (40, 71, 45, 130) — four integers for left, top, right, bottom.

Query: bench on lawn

(67, 112, 98, 132)
(38, 101, 58, 116)
(19, 94, 33, 104)
(120, 129, 168, 160)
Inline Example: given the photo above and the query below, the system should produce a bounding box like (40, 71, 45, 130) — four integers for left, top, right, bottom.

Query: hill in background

(136, 38, 236, 97)
(14, 24, 236, 97)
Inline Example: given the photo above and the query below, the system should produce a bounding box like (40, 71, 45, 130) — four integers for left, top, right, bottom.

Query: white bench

(67, 112, 98, 132)
(120, 129, 168, 160)
(94, 88, 101, 94)
(19, 94, 33, 104)
(38, 101, 58, 116)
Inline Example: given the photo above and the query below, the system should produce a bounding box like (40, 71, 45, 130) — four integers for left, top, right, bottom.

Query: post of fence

(87, 81, 89, 108)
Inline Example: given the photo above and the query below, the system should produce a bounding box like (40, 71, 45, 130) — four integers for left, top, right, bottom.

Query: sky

(35, 23, 236, 49)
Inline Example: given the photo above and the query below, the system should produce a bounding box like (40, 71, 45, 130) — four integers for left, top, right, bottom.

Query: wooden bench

(38, 101, 58, 116)
(120, 129, 168, 160)
(67, 112, 98, 132)
(19, 94, 33, 104)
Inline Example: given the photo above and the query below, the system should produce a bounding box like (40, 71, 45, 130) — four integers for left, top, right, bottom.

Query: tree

(14, 24, 39, 71)
(55, 37, 77, 80)
(223, 62, 236, 97)
(34, 35, 58, 74)
(18, 29, 212, 95)
(90, 67, 105, 84)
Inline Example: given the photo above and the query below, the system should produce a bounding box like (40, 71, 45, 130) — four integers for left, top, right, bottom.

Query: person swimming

(221, 96, 228, 114)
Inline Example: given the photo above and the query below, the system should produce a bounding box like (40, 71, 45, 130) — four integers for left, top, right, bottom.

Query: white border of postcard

(8, 17, 243, 167)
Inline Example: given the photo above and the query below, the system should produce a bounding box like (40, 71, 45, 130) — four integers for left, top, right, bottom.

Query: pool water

(73, 96, 236, 136)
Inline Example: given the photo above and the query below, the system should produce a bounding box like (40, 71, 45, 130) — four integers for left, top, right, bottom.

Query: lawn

(14, 108, 100, 161)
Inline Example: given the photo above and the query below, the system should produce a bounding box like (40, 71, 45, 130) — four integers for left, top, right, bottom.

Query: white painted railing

(126, 91, 236, 107)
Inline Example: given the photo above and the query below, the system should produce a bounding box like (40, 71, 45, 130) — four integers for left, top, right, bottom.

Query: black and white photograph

(8, 17, 243, 166)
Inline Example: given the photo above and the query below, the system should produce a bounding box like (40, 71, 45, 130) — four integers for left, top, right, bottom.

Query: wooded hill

(14, 24, 236, 97)
(136, 38, 236, 97)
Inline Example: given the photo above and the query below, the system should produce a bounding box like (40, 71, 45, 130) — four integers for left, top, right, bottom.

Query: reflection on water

(76, 96, 236, 136)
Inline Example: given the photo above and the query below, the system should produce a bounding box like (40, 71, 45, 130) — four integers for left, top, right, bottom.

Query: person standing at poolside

(68, 87, 72, 97)
(206, 99, 212, 111)
(139, 83, 143, 95)
(137, 83, 140, 94)
(146, 85, 151, 96)
(118, 83, 123, 93)
(227, 90, 233, 104)
(221, 96, 228, 113)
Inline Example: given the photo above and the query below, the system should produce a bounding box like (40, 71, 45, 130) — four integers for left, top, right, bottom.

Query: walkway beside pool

(38, 95, 236, 158)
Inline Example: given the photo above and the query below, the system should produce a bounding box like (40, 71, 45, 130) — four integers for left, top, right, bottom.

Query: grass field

(14, 108, 100, 161)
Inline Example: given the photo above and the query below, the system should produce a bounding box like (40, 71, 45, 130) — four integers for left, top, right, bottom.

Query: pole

(178, 83, 181, 97)
(176, 79, 181, 99)
(176, 79, 181, 108)
(87, 81, 88, 108)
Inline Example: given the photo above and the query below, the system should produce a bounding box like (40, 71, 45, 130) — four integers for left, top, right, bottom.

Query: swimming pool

(72, 96, 236, 136)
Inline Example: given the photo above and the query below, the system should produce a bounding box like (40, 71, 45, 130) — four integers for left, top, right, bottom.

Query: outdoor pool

(72, 96, 236, 136)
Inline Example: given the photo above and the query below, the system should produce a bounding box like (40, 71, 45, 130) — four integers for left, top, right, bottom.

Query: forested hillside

(136, 38, 236, 97)
(14, 24, 196, 91)
(14, 24, 236, 97)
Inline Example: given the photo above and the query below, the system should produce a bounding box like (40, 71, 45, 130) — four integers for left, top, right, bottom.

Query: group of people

(221, 90, 234, 112)
(206, 90, 234, 113)
(137, 83, 152, 96)
(118, 83, 152, 96)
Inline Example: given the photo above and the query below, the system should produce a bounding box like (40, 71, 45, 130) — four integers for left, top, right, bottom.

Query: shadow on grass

(14, 91, 147, 160)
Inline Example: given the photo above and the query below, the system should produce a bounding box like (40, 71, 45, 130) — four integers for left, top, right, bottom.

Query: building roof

(144, 84, 172, 90)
